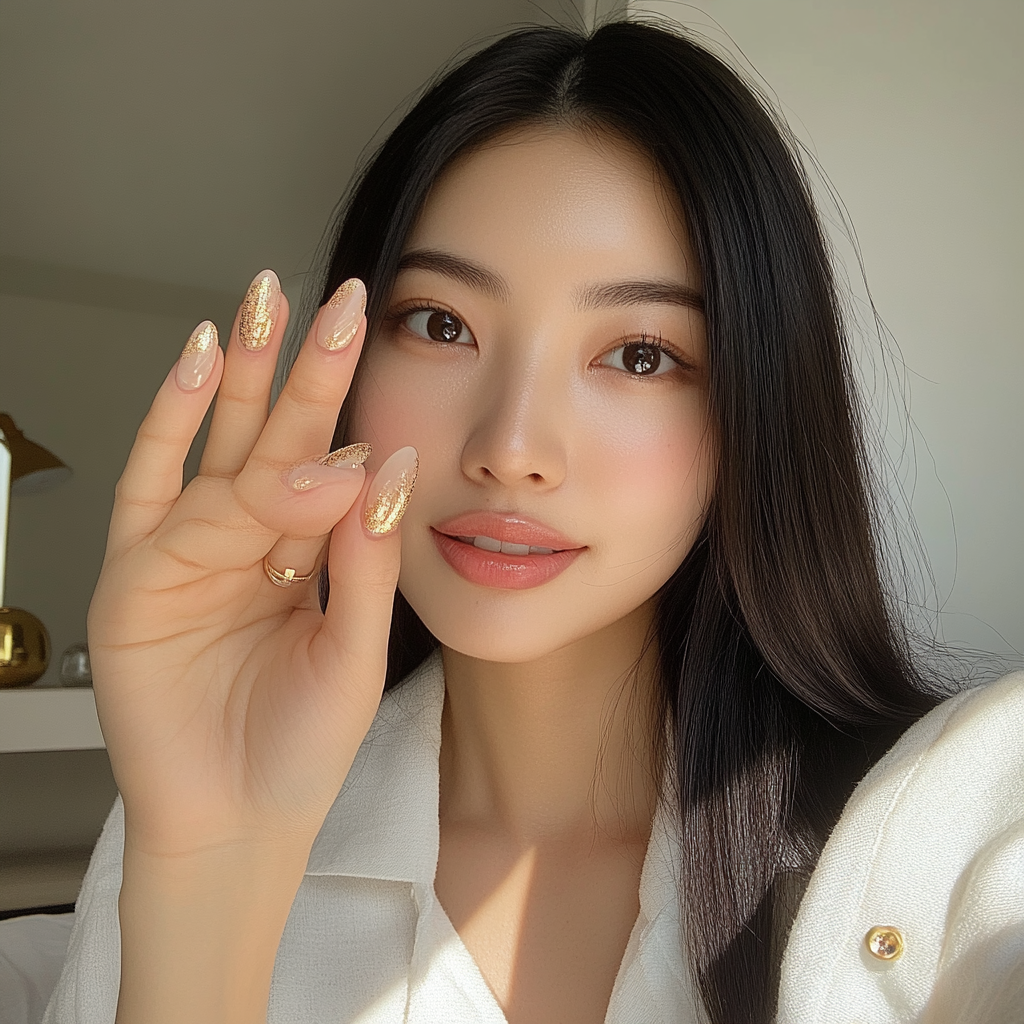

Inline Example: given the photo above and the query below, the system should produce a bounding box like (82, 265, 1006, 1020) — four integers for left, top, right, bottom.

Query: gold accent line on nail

(318, 442, 372, 468)
(365, 458, 418, 535)
(328, 278, 365, 311)
(181, 321, 218, 356)
(239, 274, 277, 350)
(323, 324, 359, 351)
(323, 279, 366, 351)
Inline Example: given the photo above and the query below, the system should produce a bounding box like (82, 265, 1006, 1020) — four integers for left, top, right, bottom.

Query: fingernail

(282, 443, 372, 491)
(317, 442, 372, 467)
(283, 464, 361, 492)
(318, 278, 366, 351)
(364, 446, 418, 535)
(239, 270, 280, 351)
(176, 321, 218, 390)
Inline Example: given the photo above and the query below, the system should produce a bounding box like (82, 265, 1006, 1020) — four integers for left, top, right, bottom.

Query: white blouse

(43, 654, 1024, 1024)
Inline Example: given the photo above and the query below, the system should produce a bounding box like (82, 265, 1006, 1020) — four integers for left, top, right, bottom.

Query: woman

(43, 20, 1023, 1024)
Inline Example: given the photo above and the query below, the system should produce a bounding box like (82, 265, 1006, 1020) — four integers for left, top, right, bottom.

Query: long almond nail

(282, 443, 372, 491)
(239, 270, 280, 350)
(176, 321, 218, 390)
(317, 442, 372, 467)
(282, 462, 364, 492)
(364, 446, 418, 535)
(318, 278, 366, 351)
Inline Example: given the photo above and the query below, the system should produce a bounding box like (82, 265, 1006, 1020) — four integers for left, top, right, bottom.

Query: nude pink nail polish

(318, 278, 366, 351)
(176, 321, 218, 390)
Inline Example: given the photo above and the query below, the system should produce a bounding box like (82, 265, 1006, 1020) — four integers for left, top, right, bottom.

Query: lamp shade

(0, 413, 72, 495)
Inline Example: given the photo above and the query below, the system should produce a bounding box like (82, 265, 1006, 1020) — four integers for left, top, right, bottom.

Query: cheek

(347, 352, 451, 467)
(579, 390, 715, 560)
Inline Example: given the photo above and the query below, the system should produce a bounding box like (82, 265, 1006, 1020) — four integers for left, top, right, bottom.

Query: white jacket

(42, 656, 1024, 1023)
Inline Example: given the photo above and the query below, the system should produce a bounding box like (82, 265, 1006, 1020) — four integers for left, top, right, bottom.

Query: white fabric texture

(38, 655, 1024, 1023)
(776, 668, 1024, 1024)
(0, 914, 74, 1024)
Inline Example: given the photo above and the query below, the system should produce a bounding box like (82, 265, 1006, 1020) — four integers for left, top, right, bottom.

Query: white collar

(305, 648, 683, 930)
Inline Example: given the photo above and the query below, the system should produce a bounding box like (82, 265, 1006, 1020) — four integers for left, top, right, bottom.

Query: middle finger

(236, 277, 369, 509)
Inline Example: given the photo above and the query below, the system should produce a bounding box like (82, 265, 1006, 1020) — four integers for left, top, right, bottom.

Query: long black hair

(295, 20, 941, 1022)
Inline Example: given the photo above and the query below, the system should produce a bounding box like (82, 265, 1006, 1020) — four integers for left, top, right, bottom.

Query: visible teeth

(456, 535, 556, 556)
(473, 535, 502, 552)
(501, 541, 531, 556)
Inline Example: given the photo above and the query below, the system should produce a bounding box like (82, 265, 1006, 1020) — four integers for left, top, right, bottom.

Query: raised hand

(88, 270, 417, 858)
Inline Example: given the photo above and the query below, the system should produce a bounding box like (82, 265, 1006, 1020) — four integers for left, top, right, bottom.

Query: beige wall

(633, 0, 1023, 667)
(0, 269, 241, 683)
(0, 268, 245, 907)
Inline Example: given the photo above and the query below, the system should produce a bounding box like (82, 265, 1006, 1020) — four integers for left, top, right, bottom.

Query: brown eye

(623, 343, 661, 375)
(405, 308, 472, 344)
(599, 339, 679, 377)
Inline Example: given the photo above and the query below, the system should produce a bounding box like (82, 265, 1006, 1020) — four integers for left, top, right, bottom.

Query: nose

(460, 350, 568, 491)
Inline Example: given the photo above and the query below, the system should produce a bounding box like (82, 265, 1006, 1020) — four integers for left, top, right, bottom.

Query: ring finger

(260, 443, 374, 596)
(199, 269, 289, 480)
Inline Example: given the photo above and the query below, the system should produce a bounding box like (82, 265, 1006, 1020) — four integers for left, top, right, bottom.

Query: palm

(87, 281, 408, 857)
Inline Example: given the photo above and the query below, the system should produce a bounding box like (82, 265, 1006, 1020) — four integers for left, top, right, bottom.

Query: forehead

(404, 126, 698, 287)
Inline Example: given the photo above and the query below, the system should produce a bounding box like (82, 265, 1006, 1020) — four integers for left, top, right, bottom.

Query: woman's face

(349, 127, 716, 663)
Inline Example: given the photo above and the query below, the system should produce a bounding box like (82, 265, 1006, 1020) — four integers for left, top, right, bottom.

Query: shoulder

(777, 671, 1024, 1024)
(847, 668, 1024, 816)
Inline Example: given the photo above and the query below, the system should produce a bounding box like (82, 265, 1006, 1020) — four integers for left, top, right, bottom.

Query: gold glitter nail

(321, 278, 366, 351)
(176, 320, 219, 390)
(317, 442, 372, 468)
(239, 271, 279, 350)
(365, 447, 418, 535)
(181, 320, 217, 357)
(328, 278, 364, 311)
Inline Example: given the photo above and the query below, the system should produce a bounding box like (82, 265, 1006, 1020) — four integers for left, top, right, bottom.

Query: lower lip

(431, 530, 584, 590)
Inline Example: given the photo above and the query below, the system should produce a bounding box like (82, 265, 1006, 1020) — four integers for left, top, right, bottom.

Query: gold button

(865, 926, 904, 961)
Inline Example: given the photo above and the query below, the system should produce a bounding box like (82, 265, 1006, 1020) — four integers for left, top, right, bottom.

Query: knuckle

(280, 374, 338, 412)
(136, 422, 179, 451)
(352, 560, 400, 595)
(113, 476, 166, 513)
(212, 384, 265, 415)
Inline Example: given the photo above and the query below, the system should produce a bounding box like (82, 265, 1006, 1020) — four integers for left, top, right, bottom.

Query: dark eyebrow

(396, 248, 510, 302)
(396, 247, 703, 313)
(575, 279, 704, 314)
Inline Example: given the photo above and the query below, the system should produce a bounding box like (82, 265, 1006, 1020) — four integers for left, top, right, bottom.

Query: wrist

(116, 841, 310, 1024)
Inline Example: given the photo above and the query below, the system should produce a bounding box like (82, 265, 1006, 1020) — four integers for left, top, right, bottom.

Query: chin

(395, 531, 677, 666)
(408, 598, 579, 664)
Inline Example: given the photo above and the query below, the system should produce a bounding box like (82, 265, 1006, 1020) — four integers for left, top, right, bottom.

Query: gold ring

(263, 555, 318, 587)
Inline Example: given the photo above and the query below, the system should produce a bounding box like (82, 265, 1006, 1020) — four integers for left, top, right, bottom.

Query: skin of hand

(88, 275, 409, 859)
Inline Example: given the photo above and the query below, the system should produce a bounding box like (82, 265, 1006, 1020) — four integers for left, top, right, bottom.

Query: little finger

(108, 321, 224, 556)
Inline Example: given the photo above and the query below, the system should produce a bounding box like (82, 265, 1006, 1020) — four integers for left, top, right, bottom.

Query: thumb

(313, 446, 419, 712)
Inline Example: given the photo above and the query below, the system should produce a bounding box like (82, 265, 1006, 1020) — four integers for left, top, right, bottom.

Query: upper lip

(432, 511, 584, 551)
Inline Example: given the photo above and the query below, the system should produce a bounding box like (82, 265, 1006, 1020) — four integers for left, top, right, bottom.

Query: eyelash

(384, 301, 691, 377)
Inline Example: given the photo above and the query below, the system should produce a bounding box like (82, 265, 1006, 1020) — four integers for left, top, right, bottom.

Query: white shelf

(0, 687, 104, 753)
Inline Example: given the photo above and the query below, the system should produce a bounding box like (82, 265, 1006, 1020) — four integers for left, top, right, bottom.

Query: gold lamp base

(0, 606, 50, 687)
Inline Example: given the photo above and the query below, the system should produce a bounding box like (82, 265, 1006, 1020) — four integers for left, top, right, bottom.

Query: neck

(438, 600, 663, 845)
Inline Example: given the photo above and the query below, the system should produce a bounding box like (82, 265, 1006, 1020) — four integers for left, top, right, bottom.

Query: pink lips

(431, 511, 585, 590)
(433, 512, 580, 551)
